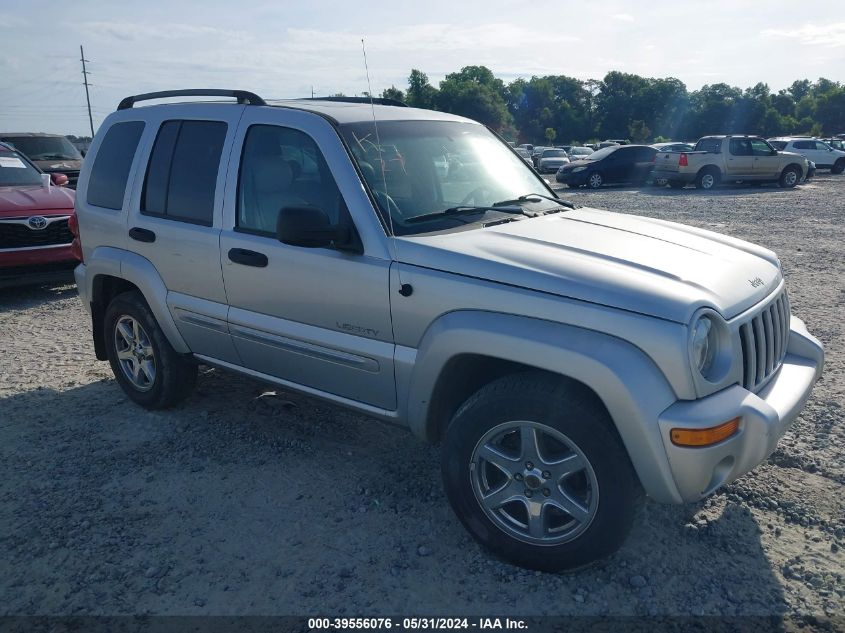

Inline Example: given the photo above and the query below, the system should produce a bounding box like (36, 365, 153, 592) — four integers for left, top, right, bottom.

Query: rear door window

(729, 139, 752, 156)
(87, 121, 145, 210)
(142, 120, 227, 226)
(695, 138, 723, 153)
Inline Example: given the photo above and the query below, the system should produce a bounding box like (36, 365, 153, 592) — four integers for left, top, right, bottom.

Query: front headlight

(691, 316, 717, 376)
(572, 165, 587, 173)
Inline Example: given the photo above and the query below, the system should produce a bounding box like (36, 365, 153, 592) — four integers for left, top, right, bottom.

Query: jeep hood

(397, 207, 781, 323)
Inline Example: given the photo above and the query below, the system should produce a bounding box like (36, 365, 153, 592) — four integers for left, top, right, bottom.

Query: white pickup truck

(653, 135, 811, 190)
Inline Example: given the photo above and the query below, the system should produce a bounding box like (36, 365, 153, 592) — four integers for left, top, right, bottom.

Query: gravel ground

(1, 174, 843, 623)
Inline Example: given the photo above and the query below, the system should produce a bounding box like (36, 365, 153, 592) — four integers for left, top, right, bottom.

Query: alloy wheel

(470, 421, 599, 545)
(114, 315, 156, 391)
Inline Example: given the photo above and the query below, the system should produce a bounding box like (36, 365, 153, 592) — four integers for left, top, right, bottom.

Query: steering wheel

(460, 186, 494, 206)
(373, 190, 406, 221)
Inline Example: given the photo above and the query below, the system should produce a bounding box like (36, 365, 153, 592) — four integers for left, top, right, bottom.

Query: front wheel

(441, 373, 642, 571)
(779, 166, 800, 188)
(832, 159, 844, 175)
(586, 172, 603, 189)
(104, 291, 197, 409)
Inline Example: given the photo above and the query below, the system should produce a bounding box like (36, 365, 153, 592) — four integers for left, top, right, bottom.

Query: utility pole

(80, 45, 94, 137)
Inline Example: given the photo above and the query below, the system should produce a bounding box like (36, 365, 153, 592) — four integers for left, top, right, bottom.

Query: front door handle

(228, 248, 268, 268)
(129, 227, 156, 243)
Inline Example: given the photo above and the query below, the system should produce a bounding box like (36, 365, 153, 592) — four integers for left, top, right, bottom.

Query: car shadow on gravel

(0, 369, 792, 620)
(0, 282, 77, 310)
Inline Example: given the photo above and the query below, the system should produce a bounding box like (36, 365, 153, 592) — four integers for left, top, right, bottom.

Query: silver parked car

(73, 89, 824, 571)
(537, 148, 570, 173)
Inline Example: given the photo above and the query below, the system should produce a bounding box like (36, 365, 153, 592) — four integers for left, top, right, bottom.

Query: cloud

(0, 13, 27, 28)
(72, 20, 252, 44)
(761, 22, 845, 47)
(610, 13, 635, 22)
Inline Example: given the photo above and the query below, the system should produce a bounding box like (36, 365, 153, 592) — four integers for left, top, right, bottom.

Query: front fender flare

(406, 310, 684, 503)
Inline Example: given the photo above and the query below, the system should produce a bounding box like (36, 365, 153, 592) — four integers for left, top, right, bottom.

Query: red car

(0, 142, 78, 289)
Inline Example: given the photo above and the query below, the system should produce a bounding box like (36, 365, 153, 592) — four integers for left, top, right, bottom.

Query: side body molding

(405, 310, 684, 503)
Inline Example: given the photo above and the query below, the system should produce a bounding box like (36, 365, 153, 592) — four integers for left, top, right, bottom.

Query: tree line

(377, 67, 845, 144)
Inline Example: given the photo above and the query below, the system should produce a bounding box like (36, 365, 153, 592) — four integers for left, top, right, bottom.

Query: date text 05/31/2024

(308, 617, 529, 630)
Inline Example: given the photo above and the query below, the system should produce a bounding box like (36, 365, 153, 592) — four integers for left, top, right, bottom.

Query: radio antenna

(361, 39, 410, 296)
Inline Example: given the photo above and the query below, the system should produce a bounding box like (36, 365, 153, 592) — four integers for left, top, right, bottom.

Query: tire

(104, 290, 197, 409)
(779, 165, 800, 188)
(832, 159, 844, 175)
(668, 180, 685, 189)
(586, 172, 603, 189)
(695, 168, 720, 190)
(441, 372, 643, 571)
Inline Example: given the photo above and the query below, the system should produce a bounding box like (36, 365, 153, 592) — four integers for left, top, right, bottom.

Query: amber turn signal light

(670, 417, 740, 447)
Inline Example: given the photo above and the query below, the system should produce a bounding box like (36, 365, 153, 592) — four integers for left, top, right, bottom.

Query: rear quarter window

(86, 121, 145, 210)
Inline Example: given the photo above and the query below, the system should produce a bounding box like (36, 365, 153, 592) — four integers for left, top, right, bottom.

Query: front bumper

(556, 170, 589, 185)
(657, 316, 824, 502)
(0, 246, 77, 289)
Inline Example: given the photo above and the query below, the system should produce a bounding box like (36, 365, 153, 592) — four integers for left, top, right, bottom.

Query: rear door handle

(228, 248, 268, 268)
(129, 227, 156, 243)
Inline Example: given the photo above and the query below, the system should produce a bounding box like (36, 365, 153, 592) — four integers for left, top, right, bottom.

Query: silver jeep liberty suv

(73, 89, 824, 571)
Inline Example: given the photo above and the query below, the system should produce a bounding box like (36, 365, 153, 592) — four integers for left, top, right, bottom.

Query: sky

(1, 0, 843, 136)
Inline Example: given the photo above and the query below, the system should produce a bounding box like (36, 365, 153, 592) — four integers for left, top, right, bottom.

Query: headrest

(359, 160, 377, 187)
(252, 156, 292, 194)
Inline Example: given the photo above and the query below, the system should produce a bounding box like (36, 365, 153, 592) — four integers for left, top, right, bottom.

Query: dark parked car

(0, 133, 84, 189)
(556, 144, 657, 188)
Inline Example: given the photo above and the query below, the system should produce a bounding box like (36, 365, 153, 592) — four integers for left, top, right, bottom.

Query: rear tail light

(679, 153, 689, 167)
(68, 213, 83, 262)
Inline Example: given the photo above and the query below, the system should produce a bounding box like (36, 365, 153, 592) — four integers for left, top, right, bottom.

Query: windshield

(542, 149, 567, 158)
(0, 149, 43, 186)
(570, 147, 592, 156)
(1, 136, 82, 161)
(583, 146, 616, 161)
(339, 120, 556, 235)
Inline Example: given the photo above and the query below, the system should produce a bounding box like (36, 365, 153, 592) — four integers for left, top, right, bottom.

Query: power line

(80, 45, 94, 137)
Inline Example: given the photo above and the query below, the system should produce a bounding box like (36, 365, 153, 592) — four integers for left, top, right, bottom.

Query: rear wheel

(104, 291, 197, 409)
(695, 168, 720, 190)
(779, 165, 800, 188)
(832, 159, 845, 175)
(587, 172, 603, 189)
(441, 372, 642, 571)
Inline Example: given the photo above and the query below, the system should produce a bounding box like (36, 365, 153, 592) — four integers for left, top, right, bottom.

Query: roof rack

(117, 89, 266, 110)
(305, 96, 408, 107)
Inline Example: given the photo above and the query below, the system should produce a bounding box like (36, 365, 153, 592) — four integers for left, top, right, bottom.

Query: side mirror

(80, 149, 87, 157)
(276, 206, 352, 250)
(50, 173, 69, 186)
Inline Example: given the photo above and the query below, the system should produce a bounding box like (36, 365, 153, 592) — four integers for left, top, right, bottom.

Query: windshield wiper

(406, 205, 526, 224)
(493, 193, 577, 211)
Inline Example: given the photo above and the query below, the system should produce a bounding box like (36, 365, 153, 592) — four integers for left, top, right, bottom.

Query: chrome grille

(0, 217, 72, 250)
(738, 290, 790, 391)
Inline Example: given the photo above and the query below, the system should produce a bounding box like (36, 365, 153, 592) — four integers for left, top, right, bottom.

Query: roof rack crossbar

(305, 96, 408, 107)
(117, 89, 266, 110)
